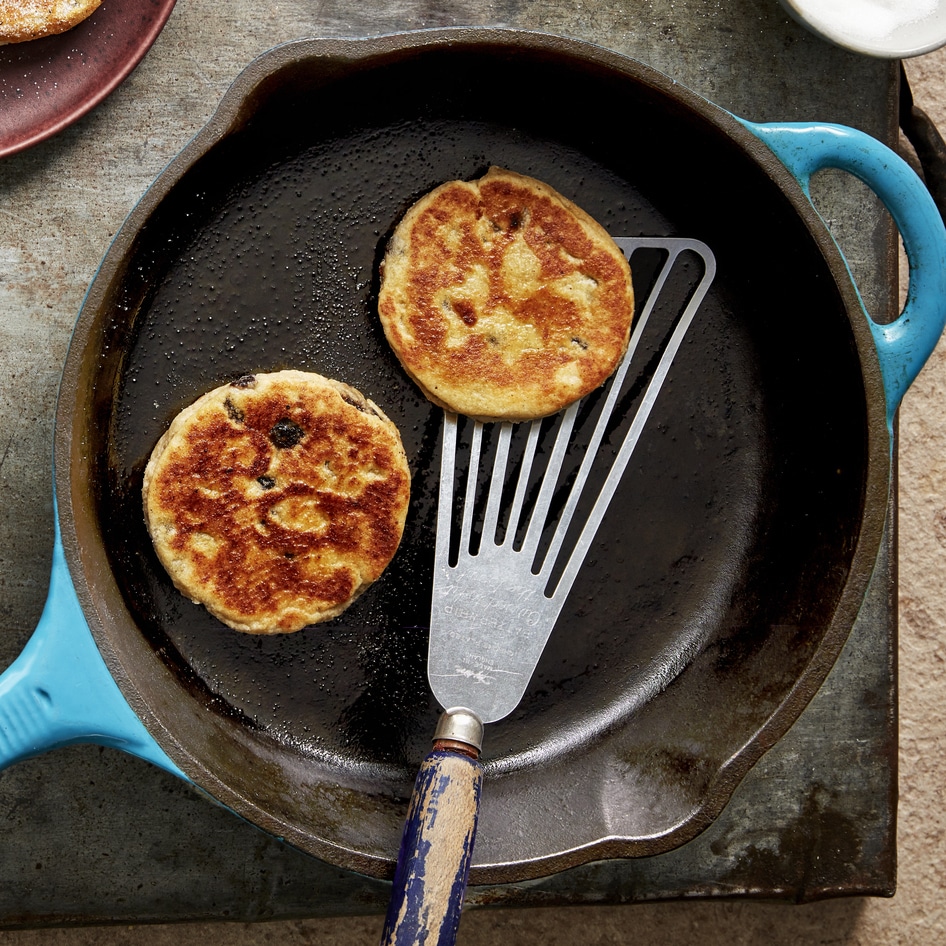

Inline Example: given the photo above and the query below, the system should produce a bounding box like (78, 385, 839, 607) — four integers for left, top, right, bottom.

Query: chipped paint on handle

(381, 745, 483, 946)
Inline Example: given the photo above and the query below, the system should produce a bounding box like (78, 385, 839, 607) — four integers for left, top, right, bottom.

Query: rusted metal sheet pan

(0, 0, 898, 925)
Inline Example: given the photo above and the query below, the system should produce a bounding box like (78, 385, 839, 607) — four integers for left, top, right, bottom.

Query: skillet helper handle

(740, 119, 946, 423)
(381, 711, 484, 946)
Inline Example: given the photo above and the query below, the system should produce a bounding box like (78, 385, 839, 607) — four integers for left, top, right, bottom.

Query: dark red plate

(0, 0, 177, 159)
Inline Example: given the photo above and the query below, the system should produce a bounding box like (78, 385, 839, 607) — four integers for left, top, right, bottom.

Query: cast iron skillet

(2, 30, 945, 884)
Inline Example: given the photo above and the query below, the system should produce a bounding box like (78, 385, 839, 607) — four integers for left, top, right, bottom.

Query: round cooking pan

(1, 29, 944, 884)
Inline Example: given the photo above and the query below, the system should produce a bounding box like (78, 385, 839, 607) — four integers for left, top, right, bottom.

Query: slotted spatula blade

(429, 237, 716, 722)
(381, 238, 716, 946)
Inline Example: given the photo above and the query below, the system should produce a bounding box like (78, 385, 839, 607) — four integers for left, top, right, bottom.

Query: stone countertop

(0, 0, 943, 940)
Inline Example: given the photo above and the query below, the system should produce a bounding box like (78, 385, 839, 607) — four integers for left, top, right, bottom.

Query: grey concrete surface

(0, 2, 945, 944)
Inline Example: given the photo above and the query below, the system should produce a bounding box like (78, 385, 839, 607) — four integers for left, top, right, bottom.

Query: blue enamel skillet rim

(1, 29, 944, 882)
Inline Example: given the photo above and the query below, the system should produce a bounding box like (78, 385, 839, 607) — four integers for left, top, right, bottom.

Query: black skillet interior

(68, 34, 880, 879)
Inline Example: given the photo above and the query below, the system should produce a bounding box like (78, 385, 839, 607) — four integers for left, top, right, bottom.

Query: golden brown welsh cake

(378, 167, 634, 422)
(142, 371, 411, 634)
(0, 0, 101, 44)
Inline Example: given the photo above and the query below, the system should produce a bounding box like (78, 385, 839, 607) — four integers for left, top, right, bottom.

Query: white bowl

(780, 0, 946, 57)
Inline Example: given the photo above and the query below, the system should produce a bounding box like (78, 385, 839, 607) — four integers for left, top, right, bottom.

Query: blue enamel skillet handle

(381, 710, 483, 946)
(739, 120, 946, 432)
(0, 507, 184, 778)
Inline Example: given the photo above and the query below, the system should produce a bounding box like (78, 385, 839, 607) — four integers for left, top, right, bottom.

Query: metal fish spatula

(381, 238, 716, 946)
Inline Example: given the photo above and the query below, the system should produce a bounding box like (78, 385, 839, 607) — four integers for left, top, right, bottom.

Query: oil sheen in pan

(100, 115, 768, 775)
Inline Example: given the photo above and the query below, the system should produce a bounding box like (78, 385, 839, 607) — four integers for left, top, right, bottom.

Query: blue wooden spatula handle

(381, 712, 484, 946)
